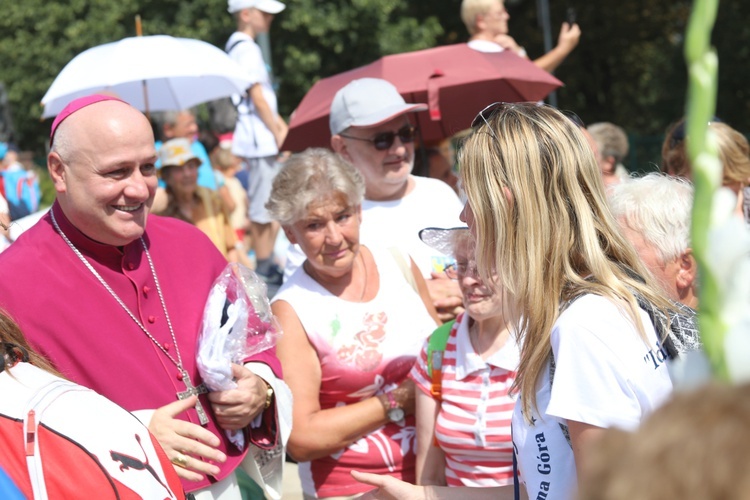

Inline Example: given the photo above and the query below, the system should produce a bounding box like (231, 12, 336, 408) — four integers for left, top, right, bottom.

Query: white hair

(608, 173, 694, 263)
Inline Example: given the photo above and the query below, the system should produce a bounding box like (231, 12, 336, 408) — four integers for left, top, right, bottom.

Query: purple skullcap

(49, 94, 126, 148)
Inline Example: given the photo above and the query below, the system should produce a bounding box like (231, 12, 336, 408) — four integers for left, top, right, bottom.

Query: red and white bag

(0, 362, 185, 500)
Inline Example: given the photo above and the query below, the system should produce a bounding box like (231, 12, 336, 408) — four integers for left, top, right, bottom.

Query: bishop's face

(52, 102, 158, 246)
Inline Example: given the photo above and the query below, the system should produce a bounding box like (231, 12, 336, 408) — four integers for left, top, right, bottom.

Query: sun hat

(418, 227, 470, 257)
(49, 94, 125, 148)
(159, 138, 201, 169)
(227, 0, 285, 14)
(329, 78, 428, 136)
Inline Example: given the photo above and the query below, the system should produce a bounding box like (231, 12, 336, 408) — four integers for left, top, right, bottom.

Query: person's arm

(272, 299, 414, 462)
(415, 390, 446, 485)
(567, 419, 606, 485)
(533, 22, 581, 73)
(275, 114, 289, 151)
(249, 84, 286, 149)
(352, 471, 524, 500)
(412, 258, 441, 325)
(493, 34, 528, 58)
(218, 184, 237, 214)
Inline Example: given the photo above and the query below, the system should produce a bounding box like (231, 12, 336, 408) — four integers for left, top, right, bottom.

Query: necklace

(50, 209, 209, 425)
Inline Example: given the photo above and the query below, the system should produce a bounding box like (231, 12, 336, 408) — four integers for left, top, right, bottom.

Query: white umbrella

(41, 35, 252, 118)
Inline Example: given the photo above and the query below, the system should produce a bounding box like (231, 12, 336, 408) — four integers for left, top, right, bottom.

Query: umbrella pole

(135, 16, 150, 119)
(415, 125, 429, 178)
(141, 80, 150, 120)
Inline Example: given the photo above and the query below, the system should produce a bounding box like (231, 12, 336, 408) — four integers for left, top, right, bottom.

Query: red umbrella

(282, 43, 562, 151)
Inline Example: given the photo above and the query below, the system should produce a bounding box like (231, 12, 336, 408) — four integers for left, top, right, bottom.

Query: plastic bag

(196, 263, 282, 449)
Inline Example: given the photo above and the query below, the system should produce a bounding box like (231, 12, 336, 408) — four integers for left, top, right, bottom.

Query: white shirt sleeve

(545, 296, 662, 430)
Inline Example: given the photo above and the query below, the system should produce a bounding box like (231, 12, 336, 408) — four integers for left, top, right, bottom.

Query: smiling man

(0, 95, 285, 500)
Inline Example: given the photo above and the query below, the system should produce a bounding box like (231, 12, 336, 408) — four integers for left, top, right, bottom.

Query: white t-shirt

(226, 32, 279, 159)
(284, 176, 463, 279)
(467, 39, 505, 53)
(512, 294, 673, 500)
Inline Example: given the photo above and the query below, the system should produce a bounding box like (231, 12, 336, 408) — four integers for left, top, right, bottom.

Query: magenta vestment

(0, 202, 281, 492)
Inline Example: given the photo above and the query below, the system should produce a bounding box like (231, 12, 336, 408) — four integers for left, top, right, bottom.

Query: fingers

(160, 394, 202, 418)
(150, 400, 227, 480)
(169, 447, 222, 480)
(351, 470, 384, 487)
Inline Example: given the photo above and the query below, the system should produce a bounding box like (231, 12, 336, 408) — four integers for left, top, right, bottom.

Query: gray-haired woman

(267, 148, 439, 499)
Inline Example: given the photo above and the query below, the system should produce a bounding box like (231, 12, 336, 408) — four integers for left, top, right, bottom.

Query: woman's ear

(283, 225, 297, 245)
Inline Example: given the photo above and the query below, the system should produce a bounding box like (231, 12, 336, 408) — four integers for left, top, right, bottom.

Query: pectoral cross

(176, 369, 210, 426)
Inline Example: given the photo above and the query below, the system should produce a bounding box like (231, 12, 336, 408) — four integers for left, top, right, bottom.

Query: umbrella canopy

(41, 35, 252, 118)
(282, 43, 562, 151)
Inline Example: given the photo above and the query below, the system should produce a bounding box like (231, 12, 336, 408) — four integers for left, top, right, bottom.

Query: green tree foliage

(274, 0, 444, 117)
(1, 0, 748, 160)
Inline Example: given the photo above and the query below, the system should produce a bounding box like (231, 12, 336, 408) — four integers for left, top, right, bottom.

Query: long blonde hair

(459, 103, 671, 418)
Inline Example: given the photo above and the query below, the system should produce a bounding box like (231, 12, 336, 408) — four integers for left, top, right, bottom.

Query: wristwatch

(384, 391, 405, 423)
(262, 379, 274, 410)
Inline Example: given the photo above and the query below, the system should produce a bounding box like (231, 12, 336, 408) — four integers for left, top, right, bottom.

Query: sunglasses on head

(340, 125, 417, 151)
(667, 116, 723, 150)
(471, 102, 586, 141)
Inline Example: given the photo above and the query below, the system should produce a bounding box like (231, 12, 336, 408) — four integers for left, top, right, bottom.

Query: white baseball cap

(159, 138, 201, 169)
(228, 0, 286, 14)
(329, 78, 428, 136)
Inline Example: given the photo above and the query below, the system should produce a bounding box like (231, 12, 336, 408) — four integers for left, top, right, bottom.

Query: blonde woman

(354, 103, 676, 500)
(662, 119, 750, 223)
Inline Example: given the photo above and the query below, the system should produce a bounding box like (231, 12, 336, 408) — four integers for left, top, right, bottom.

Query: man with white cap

(226, 0, 288, 290)
(284, 78, 465, 321)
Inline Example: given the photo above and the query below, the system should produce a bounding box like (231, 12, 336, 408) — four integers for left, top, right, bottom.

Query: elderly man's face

(165, 111, 198, 140)
(620, 222, 682, 301)
(51, 102, 158, 246)
(337, 115, 415, 201)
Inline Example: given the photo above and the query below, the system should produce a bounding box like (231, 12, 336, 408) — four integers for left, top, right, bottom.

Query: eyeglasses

(471, 102, 586, 141)
(444, 261, 478, 279)
(339, 125, 417, 151)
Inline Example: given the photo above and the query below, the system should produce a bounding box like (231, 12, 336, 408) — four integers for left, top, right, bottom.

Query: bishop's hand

(208, 363, 268, 431)
(150, 396, 227, 482)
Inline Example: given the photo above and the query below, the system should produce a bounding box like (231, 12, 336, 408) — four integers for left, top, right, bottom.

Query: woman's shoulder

(557, 294, 632, 331)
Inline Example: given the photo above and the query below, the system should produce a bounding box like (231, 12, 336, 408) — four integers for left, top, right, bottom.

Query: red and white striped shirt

(410, 313, 519, 487)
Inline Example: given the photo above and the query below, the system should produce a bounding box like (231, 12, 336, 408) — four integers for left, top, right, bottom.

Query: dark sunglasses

(471, 102, 586, 141)
(339, 125, 417, 151)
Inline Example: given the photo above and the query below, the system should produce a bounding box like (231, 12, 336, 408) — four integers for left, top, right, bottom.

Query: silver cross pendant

(176, 369, 210, 426)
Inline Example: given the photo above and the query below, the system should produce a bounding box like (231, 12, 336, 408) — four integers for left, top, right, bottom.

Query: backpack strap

(426, 317, 456, 447)
(23, 379, 87, 500)
(388, 247, 418, 293)
(426, 319, 456, 400)
(226, 38, 248, 54)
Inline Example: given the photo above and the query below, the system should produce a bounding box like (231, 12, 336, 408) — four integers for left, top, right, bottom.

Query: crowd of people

(0, 0, 747, 499)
